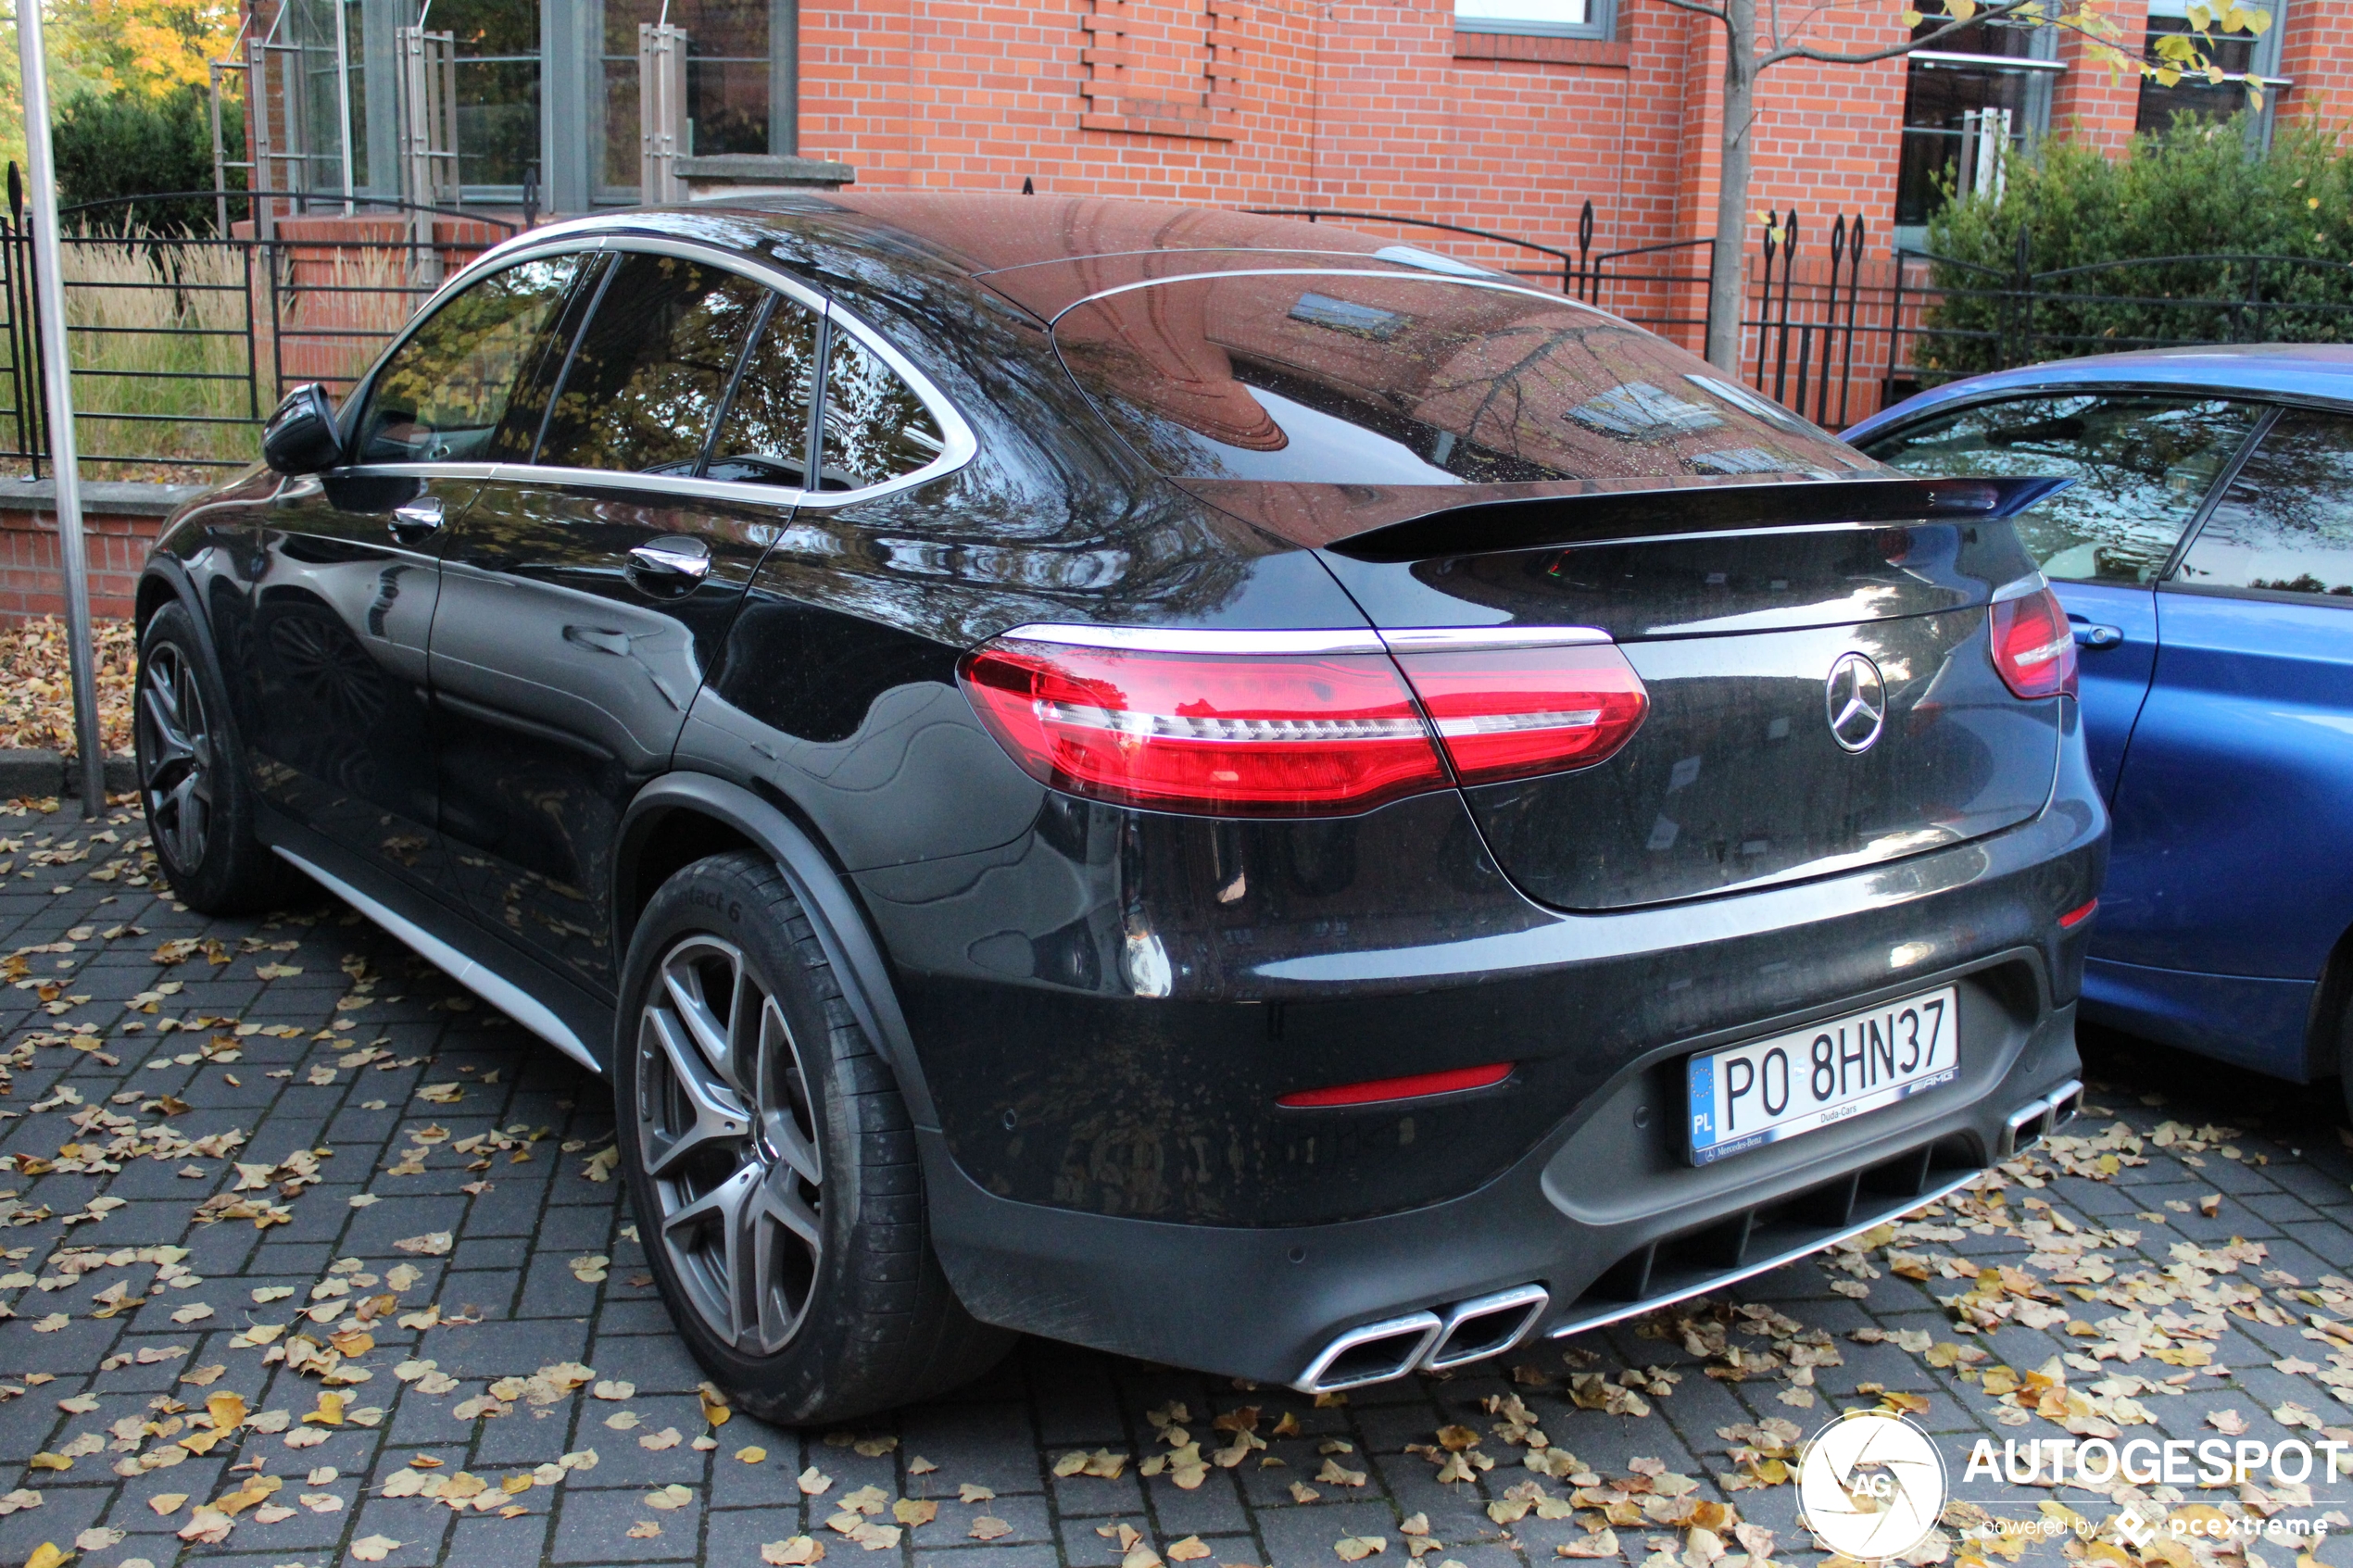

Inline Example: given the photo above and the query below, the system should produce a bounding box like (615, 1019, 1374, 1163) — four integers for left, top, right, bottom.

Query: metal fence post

(1838, 216, 1866, 428)
(1754, 212, 1779, 393)
(2008, 228, 2032, 369)
(1773, 211, 1800, 407)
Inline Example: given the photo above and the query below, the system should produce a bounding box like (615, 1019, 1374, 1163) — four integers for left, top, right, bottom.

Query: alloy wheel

(138, 643, 214, 873)
(635, 934, 825, 1355)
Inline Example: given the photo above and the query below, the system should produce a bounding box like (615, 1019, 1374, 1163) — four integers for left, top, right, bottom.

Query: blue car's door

(1853, 392, 2259, 797)
(2095, 407, 2353, 1076)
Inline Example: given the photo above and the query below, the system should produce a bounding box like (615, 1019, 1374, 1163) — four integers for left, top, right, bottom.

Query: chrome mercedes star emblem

(1825, 652, 1887, 753)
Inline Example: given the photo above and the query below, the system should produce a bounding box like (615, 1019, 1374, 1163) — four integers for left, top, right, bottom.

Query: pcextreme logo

(1799, 1410, 1949, 1562)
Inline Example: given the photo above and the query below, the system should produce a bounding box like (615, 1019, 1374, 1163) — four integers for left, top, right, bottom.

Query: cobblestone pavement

(0, 800, 2347, 1568)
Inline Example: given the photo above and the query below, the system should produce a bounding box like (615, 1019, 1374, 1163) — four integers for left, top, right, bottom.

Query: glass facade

(262, 0, 788, 210)
(2136, 0, 2281, 135)
(1894, 19, 2056, 232)
(599, 0, 774, 197)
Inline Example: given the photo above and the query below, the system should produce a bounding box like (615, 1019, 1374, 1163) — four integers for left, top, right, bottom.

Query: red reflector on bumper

(1277, 1062, 1512, 1109)
(2059, 898, 2098, 929)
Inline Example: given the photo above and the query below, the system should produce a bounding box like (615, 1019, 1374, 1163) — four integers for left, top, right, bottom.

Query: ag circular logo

(1825, 652, 1888, 753)
(1798, 1410, 1947, 1562)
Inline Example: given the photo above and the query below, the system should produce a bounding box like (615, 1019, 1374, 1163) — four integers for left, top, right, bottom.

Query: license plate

(1685, 986, 1958, 1166)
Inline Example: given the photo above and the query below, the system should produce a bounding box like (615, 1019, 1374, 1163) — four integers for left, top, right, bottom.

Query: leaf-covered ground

(0, 619, 136, 758)
(0, 798, 2342, 1568)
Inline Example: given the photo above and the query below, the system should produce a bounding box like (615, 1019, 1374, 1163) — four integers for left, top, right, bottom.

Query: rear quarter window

(1050, 272, 1870, 485)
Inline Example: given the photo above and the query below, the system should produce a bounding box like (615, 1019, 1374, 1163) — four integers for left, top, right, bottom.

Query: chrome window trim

(336, 232, 976, 510)
(1379, 625, 1612, 651)
(998, 623, 1389, 656)
(1050, 266, 1617, 325)
(990, 622, 1617, 656)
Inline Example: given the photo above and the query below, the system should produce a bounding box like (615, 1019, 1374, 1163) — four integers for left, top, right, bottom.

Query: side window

(2175, 409, 2353, 602)
(357, 254, 583, 464)
(1859, 394, 2257, 584)
(704, 295, 823, 487)
(536, 252, 770, 474)
(815, 332, 946, 490)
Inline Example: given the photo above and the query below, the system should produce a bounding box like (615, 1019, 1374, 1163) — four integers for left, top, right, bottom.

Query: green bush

(51, 86, 245, 236)
(1916, 113, 2353, 378)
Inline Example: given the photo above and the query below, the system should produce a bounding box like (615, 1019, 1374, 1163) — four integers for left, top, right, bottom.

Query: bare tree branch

(1755, 0, 2056, 66)
(1650, 0, 1733, 19)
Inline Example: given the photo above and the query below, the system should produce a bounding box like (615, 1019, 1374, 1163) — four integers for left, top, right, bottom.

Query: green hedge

(53, 87, 244, 236)
(1916, 114, 2353, 378)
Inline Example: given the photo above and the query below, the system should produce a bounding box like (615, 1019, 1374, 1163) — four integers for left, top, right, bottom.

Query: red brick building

(227, 0, 2353, 416)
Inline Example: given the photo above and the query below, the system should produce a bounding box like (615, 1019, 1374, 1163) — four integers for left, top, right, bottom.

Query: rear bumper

(921, 991, 2082, 1386)
(879, 703, 2105, 1383)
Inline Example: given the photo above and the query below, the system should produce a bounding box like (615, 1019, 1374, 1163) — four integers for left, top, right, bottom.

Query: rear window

(1051, 272, 1869, 484)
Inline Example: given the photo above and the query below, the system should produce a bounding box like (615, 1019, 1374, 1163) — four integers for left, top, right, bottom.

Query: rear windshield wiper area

(1324, 475, 2075, 563)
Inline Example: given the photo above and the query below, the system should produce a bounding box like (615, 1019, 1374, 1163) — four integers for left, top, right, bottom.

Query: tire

(135, 600, 294, 914)
(615, 850, 1013, 1425)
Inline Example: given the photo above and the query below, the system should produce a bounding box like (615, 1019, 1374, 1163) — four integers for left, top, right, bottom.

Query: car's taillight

(1988, 583, 2078, 700)
(1390, 644, 1649, 784)
(958, 628, 1653, 816)
(956, 637, 1447, 816)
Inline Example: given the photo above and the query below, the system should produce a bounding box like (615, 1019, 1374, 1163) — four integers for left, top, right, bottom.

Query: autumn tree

(0, 0, 242, 169)
(1662, 0, 2273, 372)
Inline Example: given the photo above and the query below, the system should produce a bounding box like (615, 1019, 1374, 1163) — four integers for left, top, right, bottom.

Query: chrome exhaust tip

(2000, 1077, 2084, 1159)
(1293, 1311, 1444, 1395)
(1424, 1284, 1550, 1372)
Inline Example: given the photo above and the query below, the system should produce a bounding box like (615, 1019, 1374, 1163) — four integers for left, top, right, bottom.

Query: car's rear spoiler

(1314, 475, 2074, 563)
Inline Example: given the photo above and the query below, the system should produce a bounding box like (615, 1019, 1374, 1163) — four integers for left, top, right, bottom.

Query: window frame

(2135, 0, 2290, 146)
(1451, 0, 1616, 44)
(2160, 397, 2353, 608)
(1855, 385, 2272, 586)
(343, 248, 598, 471)
(336, 232, 976, 508)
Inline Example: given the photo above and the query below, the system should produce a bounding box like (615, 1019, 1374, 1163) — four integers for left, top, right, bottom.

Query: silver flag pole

(16, 0, 107, 816)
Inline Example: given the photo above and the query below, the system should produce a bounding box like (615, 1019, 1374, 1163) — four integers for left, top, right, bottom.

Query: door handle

(627, 538, 712, 584)
(2071, 623, 2122, 648)
(389, 495, 444, 541)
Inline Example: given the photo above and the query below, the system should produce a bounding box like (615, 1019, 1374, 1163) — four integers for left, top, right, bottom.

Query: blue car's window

(1859, 394, 2257, 585)
(2176, 410, 2353, 602)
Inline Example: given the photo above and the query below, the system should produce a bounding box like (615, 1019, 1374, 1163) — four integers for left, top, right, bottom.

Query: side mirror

(263, 384, 344, 474)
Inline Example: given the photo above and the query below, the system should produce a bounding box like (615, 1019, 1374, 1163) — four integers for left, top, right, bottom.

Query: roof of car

(497, 193, 1508, 320)
(1846, 344, 2353, 440)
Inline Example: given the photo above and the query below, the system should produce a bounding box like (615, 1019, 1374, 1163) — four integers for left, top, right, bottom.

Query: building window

(440, 0, 545, 193)
(598, 0, 777, 198)
(2136, 0, 2284, 136)
(1452, 0, 1616, 41)
(1894, 19, 2059, 240)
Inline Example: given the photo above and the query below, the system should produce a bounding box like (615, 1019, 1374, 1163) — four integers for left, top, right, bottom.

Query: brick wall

(0, 489, 181, 623)
(2277, 0, 2353, 144)
(796, 0, 1925, 270)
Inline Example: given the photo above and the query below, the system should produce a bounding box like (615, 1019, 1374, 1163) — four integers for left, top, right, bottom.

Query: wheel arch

(614, 772, 939, 1130)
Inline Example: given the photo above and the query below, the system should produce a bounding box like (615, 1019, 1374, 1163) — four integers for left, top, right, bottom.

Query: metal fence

(10, 189, 2348, 479)
(0, 182, 513, 480)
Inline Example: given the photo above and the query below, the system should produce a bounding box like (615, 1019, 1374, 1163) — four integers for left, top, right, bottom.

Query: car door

(1856, 392, 2259, 799)
(231, 250, 590, 889)
(427, 247, 814, 992)
(2095, 406, 2353, 1060)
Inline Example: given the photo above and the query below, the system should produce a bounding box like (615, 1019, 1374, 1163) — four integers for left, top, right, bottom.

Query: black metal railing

(10, 185, 2349, 478)
(0, 181, 517, 480)
(1888, 234, 2353, 402)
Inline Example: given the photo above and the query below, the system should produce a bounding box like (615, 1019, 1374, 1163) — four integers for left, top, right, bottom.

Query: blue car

(1847, 346, 2353, 1109)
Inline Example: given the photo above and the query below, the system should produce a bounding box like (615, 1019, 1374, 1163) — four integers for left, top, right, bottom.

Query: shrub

(1916, 113, 2353, 378)
(52, 86, 245, 236)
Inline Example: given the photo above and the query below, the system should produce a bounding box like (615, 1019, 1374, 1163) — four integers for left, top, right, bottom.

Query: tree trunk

(1704, 0, 1757, 373)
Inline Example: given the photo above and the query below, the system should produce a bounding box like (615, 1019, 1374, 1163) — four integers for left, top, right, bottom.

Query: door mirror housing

(263, 384, 344, 474)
